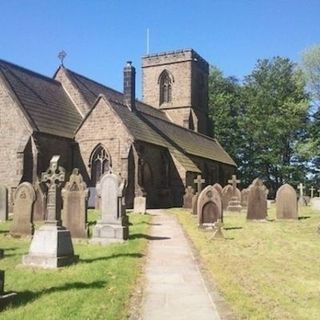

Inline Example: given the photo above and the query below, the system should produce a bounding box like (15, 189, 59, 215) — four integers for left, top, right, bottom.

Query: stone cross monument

(194, 175, 205, 194)
(310, 186, 315, 198)
(226, 175, 242, 212)
(298, 183, 306, 207)
(23, 156, 78, 268)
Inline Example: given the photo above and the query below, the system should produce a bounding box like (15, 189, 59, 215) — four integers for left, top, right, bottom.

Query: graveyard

(0, 210, 150, 319)
(173, 204, 320, 320)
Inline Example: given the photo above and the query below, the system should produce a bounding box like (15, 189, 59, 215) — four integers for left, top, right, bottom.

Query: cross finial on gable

(58, 50, 67, 66)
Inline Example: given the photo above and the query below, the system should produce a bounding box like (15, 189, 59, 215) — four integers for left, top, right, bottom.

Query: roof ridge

(0, 59, 60, 85)
(66, 68, 123, 96)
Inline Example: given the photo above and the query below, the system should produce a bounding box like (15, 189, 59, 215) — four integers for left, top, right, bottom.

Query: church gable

(75, 96, 133, 181)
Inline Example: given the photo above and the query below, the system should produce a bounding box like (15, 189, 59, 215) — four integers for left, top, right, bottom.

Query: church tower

(142, 49, 210, 135)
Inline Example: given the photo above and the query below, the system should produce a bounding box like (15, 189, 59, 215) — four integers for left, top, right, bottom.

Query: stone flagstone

(276, 184, 298, 219)
(142, 210, 224, 320)
(0, 185, 8, 222)
(10, 182, 35, 237)
(247, 178, 268, 220)
(62, 169, 89, 238)
(91, 170, 128, 243)
(183, 186, 194, 209)
(23, 156, 78, 268)
(197, 185, 222, 227)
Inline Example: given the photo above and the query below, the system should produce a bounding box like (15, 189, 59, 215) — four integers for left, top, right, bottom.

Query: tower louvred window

(159, 71, 172, 105)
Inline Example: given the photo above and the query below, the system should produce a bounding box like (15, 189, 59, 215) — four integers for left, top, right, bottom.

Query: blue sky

(1, 0, 319, 97)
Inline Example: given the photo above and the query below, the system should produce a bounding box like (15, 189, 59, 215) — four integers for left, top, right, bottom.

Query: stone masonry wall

(0, 79, 32, 188)
(75, 98, 133, 186)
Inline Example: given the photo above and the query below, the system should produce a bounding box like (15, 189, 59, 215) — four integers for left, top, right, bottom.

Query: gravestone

(23, 156, 78, 268)
(298, 183, 306, 207)
(246, 178, 268, 220)
(222, 185, 233, 210)
(310, 186, 315, 199)
(276, 184, 298, 219)
(241, 188, 249, 208)
(0, 185, 8, 222)
(183, 186, 194, 209)
(91, 170, 128, 243)
(197, 185, 222, 227)
(213, 183, 223, 196)
(33, 182, 47, 221)
(191, 175, 205, 215)
(133, 196, 147, 214)
(310, 197, 320, 211)
(226, 175, 242, 212)
(62, 169, 89, 238)
(10, 182, 35, 237)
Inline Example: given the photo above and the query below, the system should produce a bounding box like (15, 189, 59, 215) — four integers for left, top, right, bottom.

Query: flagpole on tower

(146, 28, 150, 54)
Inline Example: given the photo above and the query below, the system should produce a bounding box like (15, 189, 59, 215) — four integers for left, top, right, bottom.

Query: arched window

(159, 70, 172, 105)
(90, 145, 110, 186)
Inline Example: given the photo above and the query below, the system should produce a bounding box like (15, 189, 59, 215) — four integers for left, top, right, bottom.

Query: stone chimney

(123, 61, 136, 111)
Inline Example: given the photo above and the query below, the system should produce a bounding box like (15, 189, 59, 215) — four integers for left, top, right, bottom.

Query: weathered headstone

(23, 156, 78, 268)
(191, 175, 205, 215)
(276, 184, 298, 219)
(241, 188, 249, 208)
(226, 175, 242, 212)
(246, 178, 268, 220)
(0, 185, 8, 222)
(133, 196, 147, 214)
(222, 185, 233, 210)
(197, 185, 222, 227)
(10, 182, 35, 237)
(33, 182, 47, 221)
(62, 169, 89, 238)
(213, 183, 223, 196)
(91, 170, 128, 243)
(183, 186, 194, 209)
(310, 197, 320, 211)
(298, 183, 306, 207)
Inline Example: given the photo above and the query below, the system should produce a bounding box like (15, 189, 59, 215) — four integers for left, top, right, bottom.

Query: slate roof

(0, 60, 82, 138)
(65, 68, 236, 168)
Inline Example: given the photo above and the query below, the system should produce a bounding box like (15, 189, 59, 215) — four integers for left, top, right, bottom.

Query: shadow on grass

(0, 230, 9, 234)
(79, 253, 144, 264)
(298, 216, 311, 220)
(4, 281, 106, 311)
(135, 221, 162, 226)
(224, 226, 243, 231)
(87, 221, 97, 226)
(130, 233, 170, 241)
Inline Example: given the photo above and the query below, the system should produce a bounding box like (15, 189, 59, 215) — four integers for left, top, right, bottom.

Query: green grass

(0, 210, 151, 320)
(172, 206, 320, 320)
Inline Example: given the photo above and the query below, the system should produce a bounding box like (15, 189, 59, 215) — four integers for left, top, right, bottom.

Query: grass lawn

(0, 210, 151, 320)
(172, 205, 320, 320)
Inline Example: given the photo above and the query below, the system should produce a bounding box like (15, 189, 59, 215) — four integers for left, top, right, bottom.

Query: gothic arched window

(159, 70, 172, 105)
(90, 144, 110, 186)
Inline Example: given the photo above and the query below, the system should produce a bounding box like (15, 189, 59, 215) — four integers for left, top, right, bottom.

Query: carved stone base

(22, 225, 78, 269)
(226, 197, 242, 212)
(91, 223, 129, 244)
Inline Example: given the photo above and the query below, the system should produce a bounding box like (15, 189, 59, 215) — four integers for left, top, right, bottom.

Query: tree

(209, 58, 311, 194)
(301, 44, 320, 106)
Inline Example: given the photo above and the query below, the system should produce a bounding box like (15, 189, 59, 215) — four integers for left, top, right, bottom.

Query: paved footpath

(142, 209, 221, 320)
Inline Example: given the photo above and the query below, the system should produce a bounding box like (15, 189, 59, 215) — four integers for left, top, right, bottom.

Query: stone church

(0, 49, 235, 209)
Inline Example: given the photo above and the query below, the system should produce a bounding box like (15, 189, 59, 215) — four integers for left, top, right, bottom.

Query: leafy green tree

(209, 58, 310, 194)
